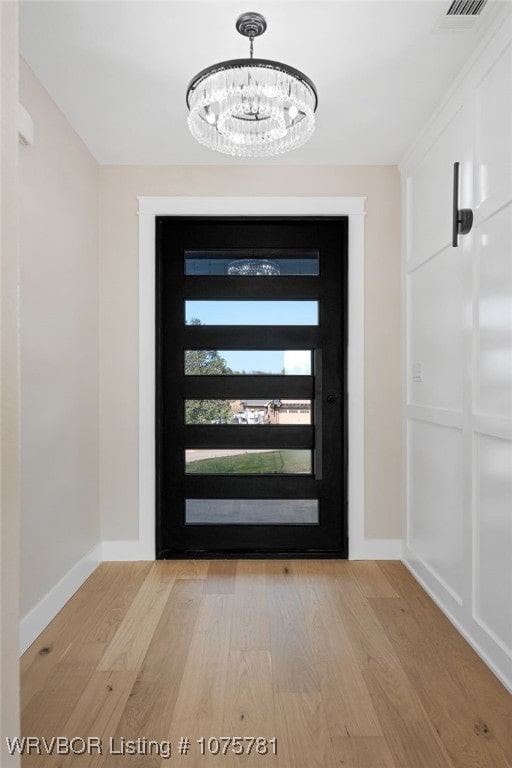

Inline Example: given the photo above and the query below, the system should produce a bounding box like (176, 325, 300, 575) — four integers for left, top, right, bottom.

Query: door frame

(138, 196, 365, 559)
(156, 216, 348, 557)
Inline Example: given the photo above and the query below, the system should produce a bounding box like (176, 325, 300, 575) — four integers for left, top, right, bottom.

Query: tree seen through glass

(184, 319, 233, 424)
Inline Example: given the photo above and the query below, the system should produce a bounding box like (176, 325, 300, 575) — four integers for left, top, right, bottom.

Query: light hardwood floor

(20, 561, 512, 767)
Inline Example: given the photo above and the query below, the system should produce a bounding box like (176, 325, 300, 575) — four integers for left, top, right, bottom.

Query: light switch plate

(412, 362, 423, 383)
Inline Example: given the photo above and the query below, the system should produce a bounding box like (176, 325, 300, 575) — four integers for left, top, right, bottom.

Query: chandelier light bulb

(186, 12, 318, 157)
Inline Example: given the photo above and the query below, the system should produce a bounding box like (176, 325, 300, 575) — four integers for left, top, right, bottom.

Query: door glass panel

(186, 499, 319, 525)
(185, 249, 319, 276)
(185, 399, 312, 425)
(185, 300, 318, 325)
(185, 349, 312, 375)
(185, 449, 312, 475)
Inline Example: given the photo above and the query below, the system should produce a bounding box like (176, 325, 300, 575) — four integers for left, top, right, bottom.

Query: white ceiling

(19, 0, 506, 165)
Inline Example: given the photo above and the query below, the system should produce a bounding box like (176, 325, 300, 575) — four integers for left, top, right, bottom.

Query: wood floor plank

(223, 649, 273, 730)
(21, 642, 105, 736)
(20, 562, 151, 710)
(266, 562, 319, 693)
(230, 560, 270, 651)
(403, 591, 512, 764)
(60, 671, 137, 768)
(362, 664, 455, 768)
(169, 594, 233, 764)
(98, 563, 175, 672)
(293, 560, 356, 661)
(79, 563, 154, 646)
(376, 561, 430, 602)
(162, 560, 209, 579)
(369, 596, 512, 768)
(202, 560, 237, 594)
(376, 560, 512, 741)
(275, 692, 337, 768)
(331, 736, 397, 768)
(327, 561, 402, 670)
(62, 669, 136, 735)
(110, 578, 204, 767)
(221, 650, 276, 766)
(294, 561, 382, 738)
(351, 561, 400, 598)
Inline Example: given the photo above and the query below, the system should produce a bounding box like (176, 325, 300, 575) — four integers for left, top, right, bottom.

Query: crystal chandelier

(227, 259, 280, 276)
(186, 12, 318, 158)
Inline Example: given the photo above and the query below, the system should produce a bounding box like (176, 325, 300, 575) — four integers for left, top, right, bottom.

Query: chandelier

(227, 258, 280, 276)
(186, 12, 318, 157)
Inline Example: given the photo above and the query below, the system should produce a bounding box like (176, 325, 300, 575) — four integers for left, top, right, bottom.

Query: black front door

(156, 216, 347, 557)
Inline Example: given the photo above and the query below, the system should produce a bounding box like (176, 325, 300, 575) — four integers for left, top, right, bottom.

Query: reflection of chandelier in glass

(186, 12, 318, 157)
(227, 259, 280, 276)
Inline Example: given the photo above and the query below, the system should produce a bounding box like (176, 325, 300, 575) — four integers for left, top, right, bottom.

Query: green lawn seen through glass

(185, 450, 311, 475)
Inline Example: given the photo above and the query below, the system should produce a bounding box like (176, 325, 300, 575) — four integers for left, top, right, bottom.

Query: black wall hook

(452, 162, 473, 247)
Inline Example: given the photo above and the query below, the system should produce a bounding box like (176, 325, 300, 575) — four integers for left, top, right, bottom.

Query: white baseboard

(101, 539, 145, 560)
(19, 543, 102, 654)
(350, 538, 403, 560)
(101, 538, 404, 561)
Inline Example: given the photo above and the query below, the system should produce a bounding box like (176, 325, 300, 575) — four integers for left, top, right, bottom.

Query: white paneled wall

(476, 435, 512, 652)
(408, 419, 466, 602)
(401, 9, 512, 691)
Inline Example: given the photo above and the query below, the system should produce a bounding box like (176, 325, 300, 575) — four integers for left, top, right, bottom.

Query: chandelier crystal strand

(227, 259, 280, 276)
(187, 66, 315, 156)
(186, 12, 317, 157)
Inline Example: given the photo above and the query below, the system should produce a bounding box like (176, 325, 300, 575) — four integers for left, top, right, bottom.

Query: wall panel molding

(472, 414, 512, 441)
(474, 197, 512, 229)
(402, 8, 512, 692)
(406, 242, 451, 275)
(407, 405, 464, 430)
(405, 544, 464, 608)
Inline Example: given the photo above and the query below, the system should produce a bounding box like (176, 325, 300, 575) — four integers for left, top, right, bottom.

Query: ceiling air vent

(446, 0, 488, 15)
(433, 0, 489, 31)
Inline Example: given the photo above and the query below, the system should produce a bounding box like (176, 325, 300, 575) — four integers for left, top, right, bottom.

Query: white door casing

(137, 196, 381, 560)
